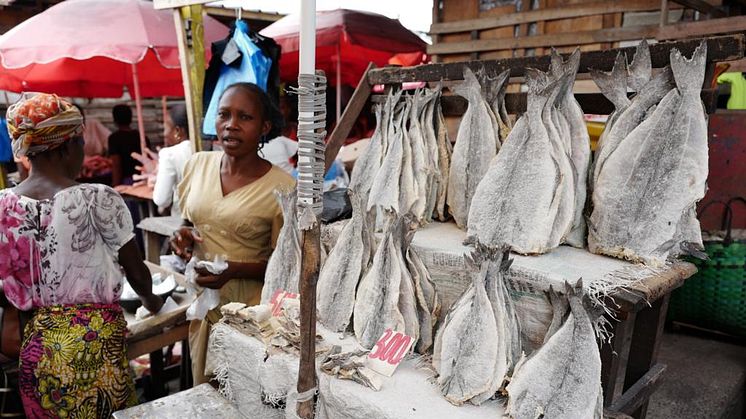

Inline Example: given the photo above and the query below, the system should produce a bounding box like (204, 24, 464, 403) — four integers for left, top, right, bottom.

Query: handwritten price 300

(369, 329, 412, 365)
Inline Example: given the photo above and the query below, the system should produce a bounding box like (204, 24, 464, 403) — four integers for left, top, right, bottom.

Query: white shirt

(153, 140, 192, 216)
(261, 136, 298, 174)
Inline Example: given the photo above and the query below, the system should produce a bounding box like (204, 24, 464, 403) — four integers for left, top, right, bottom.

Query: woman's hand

(195, 263, 233, 290)
(140, 293, 164, 314)
(170, 226, 202, 260)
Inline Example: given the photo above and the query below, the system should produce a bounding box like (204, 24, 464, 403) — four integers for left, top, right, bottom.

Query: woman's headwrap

(6, 92, 84, 158)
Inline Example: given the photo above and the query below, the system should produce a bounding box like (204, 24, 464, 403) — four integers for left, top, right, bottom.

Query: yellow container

(586, 121, 605, 151)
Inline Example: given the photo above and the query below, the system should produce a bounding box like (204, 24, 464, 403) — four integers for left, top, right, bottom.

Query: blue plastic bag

(0, 119, 12, 163)
(202, 20, 272, 136)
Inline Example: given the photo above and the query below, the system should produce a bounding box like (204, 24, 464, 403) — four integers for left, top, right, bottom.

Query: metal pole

(130, 63, 147, 153)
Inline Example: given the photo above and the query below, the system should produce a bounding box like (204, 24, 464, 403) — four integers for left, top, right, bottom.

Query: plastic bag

(185, 255, 228, 321)
(202, 20, 272, 136)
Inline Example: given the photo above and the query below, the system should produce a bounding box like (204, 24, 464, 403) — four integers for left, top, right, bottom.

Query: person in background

(260, 91, 298, 174)
(108, 104, 148, 186)
(153, 104, 192, 216)
(1, 93, 163, 418)
(170, 82, 294, 385)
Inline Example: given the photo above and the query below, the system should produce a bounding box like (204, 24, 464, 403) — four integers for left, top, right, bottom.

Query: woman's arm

(118, 239, 164, 313)
(152, 149, 175, 209)
(194, 261, 268, 289)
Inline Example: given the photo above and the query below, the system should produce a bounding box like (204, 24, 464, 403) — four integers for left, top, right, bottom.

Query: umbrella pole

(296, 0, 322, 418)
(131, 64, 147, 153)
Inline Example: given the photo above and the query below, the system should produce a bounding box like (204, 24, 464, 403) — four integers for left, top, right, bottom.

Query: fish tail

(671, 40, 707, 94)
(590, 52, 630, 110)
(627, 39, 652, 92)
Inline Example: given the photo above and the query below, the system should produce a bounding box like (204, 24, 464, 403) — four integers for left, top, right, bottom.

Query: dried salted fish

(590, 43, 708, 266)
(399, 99, 418, 215)
(354, 217, 407, 349)
(368, 100, 405, 213)
(348, 104, 385, 198)
(320, 346, 384, 391)
(260, 190, 300, 303)
(408, 91, 431, 220)
(550, 49, 591, 248)
(447, 67, 500, 229)
(466, 70, 560, 254)
(592, 65, 674, 188)
(590, 53, 630, 176)
(543, 70, 576, 249)
(407, 245, 441, 354)
(472, 248, 521, 405)
(317, 193, 370, 332)
(433, 249, 498, 405)
(627, 39, 652, 93)
(420, 88, 441, 220)
(506, 281, 603, 419)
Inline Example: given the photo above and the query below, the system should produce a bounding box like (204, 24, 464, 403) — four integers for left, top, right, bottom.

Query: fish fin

(453, 67, 482, 100)
(525, 68, 551, 95)
(627, 39, 652, 92)
(671, 40, 707, 93)
(680, 241, 709, 260)
(590, 52, 630, 110)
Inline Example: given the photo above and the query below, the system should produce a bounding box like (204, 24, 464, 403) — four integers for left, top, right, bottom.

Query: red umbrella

(0, 0, 228, 98)
(260, 8, 427, 88)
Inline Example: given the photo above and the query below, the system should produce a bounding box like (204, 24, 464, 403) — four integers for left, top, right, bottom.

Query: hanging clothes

(0, 119, 12, 164)
(717, 72, 746, 110)
(202, 20, 274, 137)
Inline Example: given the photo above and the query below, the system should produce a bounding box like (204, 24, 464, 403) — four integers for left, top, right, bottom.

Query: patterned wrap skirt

(19, 303, 136, 418)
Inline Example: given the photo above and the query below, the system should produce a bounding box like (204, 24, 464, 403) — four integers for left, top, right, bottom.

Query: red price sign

(269, 289, 298, 316)
(366, 329, 413, 377)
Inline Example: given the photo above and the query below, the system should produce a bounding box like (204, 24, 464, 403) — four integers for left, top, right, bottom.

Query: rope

(290, 71, 327, 230)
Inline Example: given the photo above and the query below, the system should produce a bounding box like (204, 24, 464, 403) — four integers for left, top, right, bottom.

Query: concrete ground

(647, 331, 745, 419)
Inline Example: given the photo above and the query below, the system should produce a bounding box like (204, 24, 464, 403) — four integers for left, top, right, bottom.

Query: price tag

(366, 329, 414, 377)
(269, 289, 298, 317)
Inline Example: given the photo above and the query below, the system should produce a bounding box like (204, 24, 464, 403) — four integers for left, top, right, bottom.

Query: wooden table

(408, 222, 697, 419)
(125, 262, 193, 398)
(137, 216, 183, 264)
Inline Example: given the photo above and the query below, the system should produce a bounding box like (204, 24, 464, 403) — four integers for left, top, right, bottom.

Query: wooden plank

(660, 0, 670, 27)
(127, 322, 189, 359)
(671, 0, 726, 17)
(428, 25, 659, 55)
(601, 312, 638, 406)
(173, 6, 204, 153)
(611, 363, 667, 415)
(431, 0, 442, 63)
(623, 294, 671, 418)
(153, 0, 211, 9)
(370, 35, 745, 84)
(658, 15, 746, 40)
(297, 225, 320, 418)
(430, 0, 660, 34)
(324, 63, 374, 172)
(372, 88, 718, 116)
(137, 215, 183, 237)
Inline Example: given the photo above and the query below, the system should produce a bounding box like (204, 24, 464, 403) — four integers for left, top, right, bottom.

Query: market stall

(198, 33, 744, 419)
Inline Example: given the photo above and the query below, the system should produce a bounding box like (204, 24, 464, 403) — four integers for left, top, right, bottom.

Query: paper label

(269, 289, 298, 317)
(366, 329, 414, 377)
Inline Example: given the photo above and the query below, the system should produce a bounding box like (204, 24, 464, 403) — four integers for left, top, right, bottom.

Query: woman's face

(216, 87, 270, 157)
(163, 113, 185, 147)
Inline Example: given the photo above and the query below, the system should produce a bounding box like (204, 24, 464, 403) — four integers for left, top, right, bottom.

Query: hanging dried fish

(260, 189, 300, 303)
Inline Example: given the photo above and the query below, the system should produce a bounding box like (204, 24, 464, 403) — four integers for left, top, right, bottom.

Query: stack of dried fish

(352, 86, 451, 224)
(589, 41, 709, 266)
(320, 345, 384, 391)
(317, 192, 373, 332)
(432, 246, 521, 406)
(506, 281, 603, 418)
(260, 190, 301, 303)
(353, 215, 440, 354)
(466, 59, 581, 254)
(447, 67, 510, 229)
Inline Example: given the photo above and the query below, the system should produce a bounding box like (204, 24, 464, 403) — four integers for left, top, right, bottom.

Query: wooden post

(324, 63, 375, 173)
(660, 0, 669, 27)
(173, 5, 206, 153)
(297, 224, 320, 419)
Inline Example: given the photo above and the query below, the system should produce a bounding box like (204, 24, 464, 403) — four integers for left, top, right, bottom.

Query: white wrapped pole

(295, 0, 326, 418)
